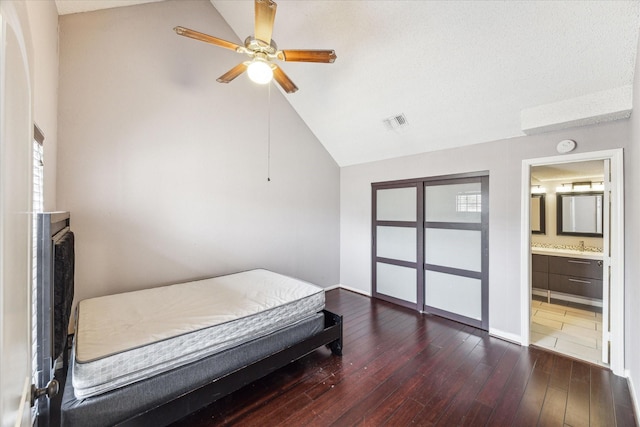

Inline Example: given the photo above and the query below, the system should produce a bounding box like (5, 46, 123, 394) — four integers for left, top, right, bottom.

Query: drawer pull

(568, 260, 591, 265)
(568, 278, 591, 284)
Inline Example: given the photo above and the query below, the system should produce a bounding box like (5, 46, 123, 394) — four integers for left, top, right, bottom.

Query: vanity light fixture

(555, 183, 573, 193)
(572, 181, 592, 191)
(556, 181, 604, 193)
(531, 185, 546, 194)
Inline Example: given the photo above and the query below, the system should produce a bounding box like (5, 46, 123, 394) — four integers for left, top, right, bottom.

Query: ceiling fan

(174, 0, 337, 93)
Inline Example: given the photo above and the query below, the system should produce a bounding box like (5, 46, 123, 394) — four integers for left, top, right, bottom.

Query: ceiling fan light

(247, 60, 273, 84)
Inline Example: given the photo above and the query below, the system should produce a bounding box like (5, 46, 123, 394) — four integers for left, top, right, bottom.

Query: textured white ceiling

(54, 0, 164, 15)
(531, 161, 604, 183)
(55, 0, 640, 167)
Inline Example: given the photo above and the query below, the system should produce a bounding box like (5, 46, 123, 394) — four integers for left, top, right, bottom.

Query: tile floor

(530, 296, 604, 366)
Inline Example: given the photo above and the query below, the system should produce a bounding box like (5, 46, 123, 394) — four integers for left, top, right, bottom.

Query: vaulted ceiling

(55, 0, 640, 166)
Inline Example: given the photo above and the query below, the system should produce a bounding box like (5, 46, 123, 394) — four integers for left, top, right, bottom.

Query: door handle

(568, 278, 591, 284)
(31, 379, 59, 407)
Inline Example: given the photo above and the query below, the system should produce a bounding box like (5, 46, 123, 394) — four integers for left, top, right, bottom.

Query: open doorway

(521, 149, 624, 376)
(529, 160, 606, 365)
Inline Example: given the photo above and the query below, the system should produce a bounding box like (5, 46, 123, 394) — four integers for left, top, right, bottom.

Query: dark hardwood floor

(171, 289, 637, 426)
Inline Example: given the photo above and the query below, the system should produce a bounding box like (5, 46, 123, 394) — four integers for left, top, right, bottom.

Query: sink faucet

(579, 240, 585, 251)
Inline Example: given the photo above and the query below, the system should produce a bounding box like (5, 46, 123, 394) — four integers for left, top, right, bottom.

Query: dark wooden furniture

(549, 256, 603, 299)
(532, 253, 603, 301)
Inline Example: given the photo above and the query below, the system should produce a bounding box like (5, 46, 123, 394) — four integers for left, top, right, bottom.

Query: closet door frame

(372, 171, 489, 330)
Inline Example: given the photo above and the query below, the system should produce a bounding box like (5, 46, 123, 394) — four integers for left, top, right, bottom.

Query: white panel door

(0, 4, 34, 426)
(602, 159, 611, 364)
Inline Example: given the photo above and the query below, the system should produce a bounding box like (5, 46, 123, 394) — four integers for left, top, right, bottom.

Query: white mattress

(72, 269, 325, 398)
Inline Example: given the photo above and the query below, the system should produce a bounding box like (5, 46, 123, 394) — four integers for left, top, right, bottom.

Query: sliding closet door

(423, 176, 488, 330)
(372, 174, 488, 329)
(372, 183, 422, 310)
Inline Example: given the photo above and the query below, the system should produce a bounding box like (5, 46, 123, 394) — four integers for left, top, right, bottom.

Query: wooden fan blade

(216, 63, 248, 83)
(277, 49, 337, 63)
(174, 26, 242, 52)
(272, 65, 298, 93)
(254, 0, 277, 44)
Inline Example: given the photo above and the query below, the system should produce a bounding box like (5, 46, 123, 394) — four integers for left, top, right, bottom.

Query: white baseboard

(324, 284, 340, 291)
(489, 328, 523, 345)
(335, 284, 371, 297)
(625, 370, 640, 424)
(330, 290, 526, 347)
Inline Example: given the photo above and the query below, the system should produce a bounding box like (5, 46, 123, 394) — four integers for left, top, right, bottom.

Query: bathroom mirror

(531, 194, 545, 234)
(557, 192, 603, 237)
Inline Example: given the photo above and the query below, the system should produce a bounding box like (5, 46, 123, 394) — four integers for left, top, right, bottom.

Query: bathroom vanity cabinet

(532, 252, 603, 302)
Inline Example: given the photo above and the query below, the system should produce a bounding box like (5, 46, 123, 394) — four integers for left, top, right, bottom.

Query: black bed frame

(36, 212, 72, 427)
(116, 309, 343, 426)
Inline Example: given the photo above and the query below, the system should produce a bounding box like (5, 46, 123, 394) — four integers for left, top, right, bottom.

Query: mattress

(72, 269, 324, 398)
(62, 312, 326, 427)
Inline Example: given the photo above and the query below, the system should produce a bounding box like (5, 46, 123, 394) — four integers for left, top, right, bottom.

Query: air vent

(383, 113, 409, 133)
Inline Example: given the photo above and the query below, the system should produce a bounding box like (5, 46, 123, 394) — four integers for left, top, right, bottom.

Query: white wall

(340, 120, 631, 339)
(24, 0, 58, 210)
(57, 0, 340, 303)
(626, 22, 640, 416)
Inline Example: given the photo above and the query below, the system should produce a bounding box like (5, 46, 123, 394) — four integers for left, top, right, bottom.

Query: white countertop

(531, 247, 603, 260)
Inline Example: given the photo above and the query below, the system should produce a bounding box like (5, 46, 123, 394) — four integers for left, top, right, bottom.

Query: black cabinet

(548, 273, 602, 299)
(532, 253, 602, 300)
(548, 256, 602, 299)
(532, 254, 548, 290)
(548, 257, 602, 280)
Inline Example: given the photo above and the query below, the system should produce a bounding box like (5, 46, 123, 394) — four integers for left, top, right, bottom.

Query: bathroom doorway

(530, 160, 605, 365)
(521, 149, 624, 375)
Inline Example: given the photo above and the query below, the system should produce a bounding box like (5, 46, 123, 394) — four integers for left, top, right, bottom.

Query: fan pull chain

(267, 82, 271, 182)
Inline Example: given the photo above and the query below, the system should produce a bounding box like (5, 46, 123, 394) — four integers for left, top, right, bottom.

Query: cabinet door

(532, 254, 548, 273)
(548, 257, 602, 280)
(548, 274, 603, 299)
(532, 271, 549, 290)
